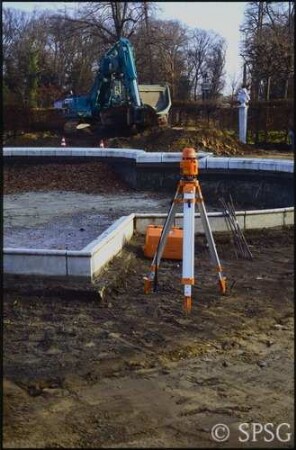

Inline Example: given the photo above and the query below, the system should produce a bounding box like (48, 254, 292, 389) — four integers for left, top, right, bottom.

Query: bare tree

(57, 1, 149, 44)
(3, 2, 228, 107)
(240, 1, 294, 100)
(228, 72, 241, 103)
(185, 29, 212, 100)
(146, 19, 189, 99)
(206, 35, 226, 98)
(143, 1, 154, 83)
(46, 15, 101, 94)
(2, 8, 30, 99)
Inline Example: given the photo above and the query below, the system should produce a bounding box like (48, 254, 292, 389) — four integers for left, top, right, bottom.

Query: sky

(156, 2, 247, 88)
(3, 1, 247, 94)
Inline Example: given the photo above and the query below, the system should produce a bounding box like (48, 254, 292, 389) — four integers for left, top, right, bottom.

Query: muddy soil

(4, 126, 293, 159)
(106, 126, 268, 156)
(3, 226, 294, 448)
(3, 161, 130, 196)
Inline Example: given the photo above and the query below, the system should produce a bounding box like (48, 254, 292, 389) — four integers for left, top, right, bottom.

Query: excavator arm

(64, 38, 171, 131)
(89, 38, 142, 114)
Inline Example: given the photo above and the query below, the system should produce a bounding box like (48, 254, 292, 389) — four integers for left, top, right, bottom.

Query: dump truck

(62, 37, 171, 133)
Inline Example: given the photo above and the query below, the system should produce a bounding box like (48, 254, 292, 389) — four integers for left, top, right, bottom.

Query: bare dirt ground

(3, 128, 294, 448)
(3, 227, 294, 448)
(3, 161, 130, 195)
(4, 125, 293, 159)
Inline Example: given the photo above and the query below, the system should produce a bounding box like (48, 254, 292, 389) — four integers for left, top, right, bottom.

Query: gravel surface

(4, 191, 171, 250)
(4, 211, 114, 251)
(3, 161, 175, 250)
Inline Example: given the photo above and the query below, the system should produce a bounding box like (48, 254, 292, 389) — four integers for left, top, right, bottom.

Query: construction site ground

(4, 124, 293, 158)
(3, 127, 294, 448)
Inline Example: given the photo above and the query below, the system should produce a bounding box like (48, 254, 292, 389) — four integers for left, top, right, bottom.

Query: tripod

(143, 148, 226, 313)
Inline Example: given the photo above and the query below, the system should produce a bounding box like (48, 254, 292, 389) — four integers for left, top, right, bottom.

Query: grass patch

(247, 130, 288, 145)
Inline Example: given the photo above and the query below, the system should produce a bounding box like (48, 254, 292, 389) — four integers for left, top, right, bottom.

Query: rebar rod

(219, 196, 253, 261)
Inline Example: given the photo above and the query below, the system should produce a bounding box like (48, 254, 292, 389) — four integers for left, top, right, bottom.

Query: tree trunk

(143, 1, 154, 84)
(284, 77, 289, 99)
(266, 76, 271, 100)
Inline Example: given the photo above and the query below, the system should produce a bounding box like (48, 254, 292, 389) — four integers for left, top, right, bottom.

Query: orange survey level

(144, 225, 183, 260)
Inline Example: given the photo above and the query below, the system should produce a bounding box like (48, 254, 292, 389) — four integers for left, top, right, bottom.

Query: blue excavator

(62, 37, 171, 133)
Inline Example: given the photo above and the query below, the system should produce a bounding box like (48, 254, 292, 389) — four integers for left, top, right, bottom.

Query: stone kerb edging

(83, 214, 134, 279)
(3, 208, 293, 280)
(2, 147, 211, 164)
(3, 147, 293, 173)
(133, 208, 294, 235)
(3, 214, 135, 280)
(3, 147, 146, 159)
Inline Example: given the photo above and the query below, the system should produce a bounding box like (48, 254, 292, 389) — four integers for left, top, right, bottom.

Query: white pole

(182, 189, 195, 299)
(237, 87, 250, 144)
(238, 104, 248, 144)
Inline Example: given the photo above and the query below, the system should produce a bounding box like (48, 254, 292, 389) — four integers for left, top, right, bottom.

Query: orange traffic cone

(99, 139, 104, 148)
(61, 137, 66, 147)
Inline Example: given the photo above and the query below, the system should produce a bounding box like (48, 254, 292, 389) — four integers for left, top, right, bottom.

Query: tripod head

(180, 147, 198, 179)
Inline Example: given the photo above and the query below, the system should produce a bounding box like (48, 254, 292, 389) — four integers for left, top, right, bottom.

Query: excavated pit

(3, 158, 293, 251)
